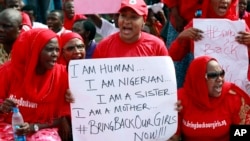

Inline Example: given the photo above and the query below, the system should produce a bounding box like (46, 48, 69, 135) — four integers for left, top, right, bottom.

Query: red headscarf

(6, 28, 69, 123)
(201, 0, 239, 20)
(58, 32, 83, 65)
(179, 55, 228, 110)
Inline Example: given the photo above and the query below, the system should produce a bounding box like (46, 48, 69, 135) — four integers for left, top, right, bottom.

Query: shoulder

(97, 33, 119, 46)
(141, 32, 165, 44)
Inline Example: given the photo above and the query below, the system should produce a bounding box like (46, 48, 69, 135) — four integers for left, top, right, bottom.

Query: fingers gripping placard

(68, 56, 177, 141)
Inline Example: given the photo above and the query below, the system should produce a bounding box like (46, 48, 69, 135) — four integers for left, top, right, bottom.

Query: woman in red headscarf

(169, 55, 250, 141)
(0, 28, 71, 141)
(58, 32, 86, 66)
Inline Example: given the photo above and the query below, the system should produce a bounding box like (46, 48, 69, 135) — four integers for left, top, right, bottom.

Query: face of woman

(38, 37, 59, 73)
(118, 8, 144, 43)
(239, 0, 247, 14)
(210, 0, 232, 17)
(63, 38, 86, 63)
(206, 60, 225, 97)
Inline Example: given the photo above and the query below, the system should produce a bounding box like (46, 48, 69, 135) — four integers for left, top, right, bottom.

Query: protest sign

(194, 19, 249, 94)
(68, 56, 177, 141)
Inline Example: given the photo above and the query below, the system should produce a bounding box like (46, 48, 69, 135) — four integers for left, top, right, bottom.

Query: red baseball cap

(118, 0, 148, 19)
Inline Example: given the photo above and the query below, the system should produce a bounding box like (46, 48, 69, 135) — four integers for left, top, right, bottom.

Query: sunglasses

(64, 44, 85, 52)
(206, 69, 225, 79)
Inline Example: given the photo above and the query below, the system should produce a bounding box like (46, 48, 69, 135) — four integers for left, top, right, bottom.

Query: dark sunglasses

(206, 69, 225, 79)
(64, 44, 85, 52)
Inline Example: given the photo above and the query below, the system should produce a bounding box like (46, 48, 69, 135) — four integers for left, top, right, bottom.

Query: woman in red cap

(0, 28, 71, 141)
(169, 55, 250, 141)
(93, 0, 168, 58)
(58, 32, 86, 66)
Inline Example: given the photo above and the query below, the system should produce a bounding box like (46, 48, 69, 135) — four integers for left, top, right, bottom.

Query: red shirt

(178, 86, 242, 141)
(64, 14, 86, 30)
(242, 11, 250, 29)
(93, 32, 169, 58)
(176, 56, 250, 140)
(21, 12, 32, 31)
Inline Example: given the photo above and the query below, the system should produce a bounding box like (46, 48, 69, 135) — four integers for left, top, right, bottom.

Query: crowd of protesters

(0, 0, 250, 141)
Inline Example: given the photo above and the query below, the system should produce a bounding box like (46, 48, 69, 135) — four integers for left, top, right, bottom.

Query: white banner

(194, 19, 249, 94)
(68, 56, 177, 141)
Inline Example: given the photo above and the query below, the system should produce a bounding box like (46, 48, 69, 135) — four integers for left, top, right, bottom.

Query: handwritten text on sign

(194, 19, 249, 93)
(74, 0, 122, 14)
(68, 57, 177, 141)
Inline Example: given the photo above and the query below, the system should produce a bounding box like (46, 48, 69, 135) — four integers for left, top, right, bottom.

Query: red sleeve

(21, 12, 32, 29)
(169, 22, 193, 61)
(0, 63, 11, 100)
(58, 65, 71, 117)
(162, 0, 178, 8)
(169, 38, 192, 61)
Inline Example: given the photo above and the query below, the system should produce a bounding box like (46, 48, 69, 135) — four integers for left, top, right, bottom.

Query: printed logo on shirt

(129, 0, 137, 5)
(9, 94, 37, 108)
(183, 119, 227, 130)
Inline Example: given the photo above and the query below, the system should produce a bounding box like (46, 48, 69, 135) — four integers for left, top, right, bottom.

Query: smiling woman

(0, 28, 71, 141)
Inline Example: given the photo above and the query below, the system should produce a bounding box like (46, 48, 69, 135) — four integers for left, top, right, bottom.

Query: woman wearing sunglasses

(168, 55, 250, 141)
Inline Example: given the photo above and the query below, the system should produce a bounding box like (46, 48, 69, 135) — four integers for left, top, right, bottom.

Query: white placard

(68, 56, 177, 141)
(194, 19, 249, 94)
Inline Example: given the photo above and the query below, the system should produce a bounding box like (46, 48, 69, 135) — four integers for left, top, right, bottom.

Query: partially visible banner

(74, 0, 122, 14)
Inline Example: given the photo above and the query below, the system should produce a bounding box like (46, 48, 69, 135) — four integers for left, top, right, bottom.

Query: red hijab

(201, 0, 238, 20)
(179, 56, 229, 110)
(58, 32, 83, 65)
(179, 55, 250, 115)
(8, 28, 68, 123)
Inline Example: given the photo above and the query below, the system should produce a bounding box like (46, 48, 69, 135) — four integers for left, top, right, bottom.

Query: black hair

(74, 19, 96, 40)
(49, 10, 64, 22)
(21, 5, 37, 17)
(83, 20, 96, 40)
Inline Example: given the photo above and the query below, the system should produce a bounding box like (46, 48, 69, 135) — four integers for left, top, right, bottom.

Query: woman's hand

(177, 27, 203, 42)
(14, 122, 31, 135)
(65, 89, 75, 103)
(236, 31, 250, 45)
(0, 98, 17, 114)
(175, 100, 183, 112)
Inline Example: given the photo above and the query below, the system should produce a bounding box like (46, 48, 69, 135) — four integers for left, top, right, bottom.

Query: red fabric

(169, 0, 242, 61)
(21, 12, 32, 30)
(63, 14, 86, 30)
(0, 29, 70, 124)
(163, 0, 201, 29)
(119, 0, 148, 20)
(162, 0, 177, 8)
(58, 32, 83, 65)
(242, 11, 250, 29)
(176, 56, 250, 141)
(93, 32, 169, 58)
(201, 0, 238, 20)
